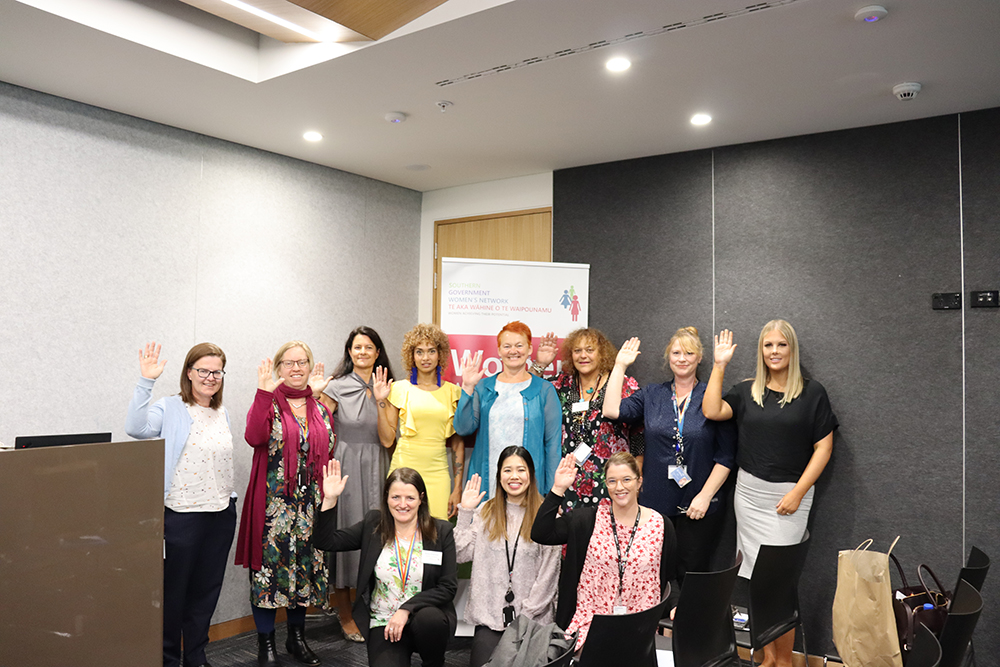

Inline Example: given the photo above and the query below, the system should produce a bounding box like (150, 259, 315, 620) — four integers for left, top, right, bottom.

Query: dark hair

(480, 446, 542, 543)
(379, 468, 437, 547)
(333, 326, 395, 381)
(179, 343, 226, 409)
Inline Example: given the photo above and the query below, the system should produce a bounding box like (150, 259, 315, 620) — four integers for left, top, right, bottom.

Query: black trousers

(162, 498, 237, 667)
(366, 606, 452, 667)
(470, 625, 504, 667)
(670, 509, 726, 582)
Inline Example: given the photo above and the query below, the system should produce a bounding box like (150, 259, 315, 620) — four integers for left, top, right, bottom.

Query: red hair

(497, 321, 532, 346)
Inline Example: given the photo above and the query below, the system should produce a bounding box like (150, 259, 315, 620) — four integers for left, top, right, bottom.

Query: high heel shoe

(285, 625, 321, 665)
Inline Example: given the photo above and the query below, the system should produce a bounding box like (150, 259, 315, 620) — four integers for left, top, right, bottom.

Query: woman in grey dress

(318, 326, 396, 642)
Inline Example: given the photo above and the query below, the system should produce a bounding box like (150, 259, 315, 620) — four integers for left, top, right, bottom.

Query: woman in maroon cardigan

(235, 340, 335, 667)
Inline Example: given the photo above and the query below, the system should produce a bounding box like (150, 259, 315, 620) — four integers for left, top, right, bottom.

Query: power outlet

(971, 290, 1000, 308)
(932, 293, 962, 310)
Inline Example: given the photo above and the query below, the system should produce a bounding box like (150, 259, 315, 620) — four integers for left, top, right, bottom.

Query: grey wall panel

(960, 106, 1000, 637)
(553, 111, 996, 654)
(0, 81, 421, 626)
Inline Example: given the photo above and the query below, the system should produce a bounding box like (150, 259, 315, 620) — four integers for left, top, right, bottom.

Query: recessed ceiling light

(385, 112, 408, 124)
(218, 0, 323, 40)
(303, 131, 323, 142)
(606, 57, 631, 72)
(690, 113, 712, 126)
(854, 5, 888, 22)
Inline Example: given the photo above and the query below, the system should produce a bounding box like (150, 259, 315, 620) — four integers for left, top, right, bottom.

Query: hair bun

(682, 326, 699, 336)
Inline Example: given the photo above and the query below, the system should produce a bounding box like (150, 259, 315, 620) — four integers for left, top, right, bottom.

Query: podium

(0, 439, 164, 666)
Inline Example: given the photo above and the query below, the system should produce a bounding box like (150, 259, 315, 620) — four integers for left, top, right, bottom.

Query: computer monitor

(14, 432, 113, 449)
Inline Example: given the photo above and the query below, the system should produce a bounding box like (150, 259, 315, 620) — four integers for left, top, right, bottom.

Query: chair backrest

(748, 533, 811, 649)
(906, 623, 942, 667)
(938, 579, 983, 667)
(672, 552, 743, 667)
(956, 545, 990, 593)
(575, 594, 673, 667)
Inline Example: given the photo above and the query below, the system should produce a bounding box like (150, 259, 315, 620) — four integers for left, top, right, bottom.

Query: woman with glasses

(702, 321, 837, 667)
(455, 321, 562, 499)
(125, 341, 236, 667)
(235, 341, 336, 667)
(531, 452, 678, 648)
(602, 328, 736, 583)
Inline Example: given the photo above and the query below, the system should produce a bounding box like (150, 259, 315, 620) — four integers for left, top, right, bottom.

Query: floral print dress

(250, 407, 334, 609)
(568, 499, 664, 648)
(551, 374, 644, 510)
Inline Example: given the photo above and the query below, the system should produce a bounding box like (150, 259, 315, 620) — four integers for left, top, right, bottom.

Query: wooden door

(433, 208, 552, 324)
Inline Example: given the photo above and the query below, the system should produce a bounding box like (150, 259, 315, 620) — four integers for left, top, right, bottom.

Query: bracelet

(531, 360, 549, 374)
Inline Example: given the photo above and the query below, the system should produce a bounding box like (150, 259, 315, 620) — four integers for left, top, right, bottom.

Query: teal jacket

(454, 374, 562, 496)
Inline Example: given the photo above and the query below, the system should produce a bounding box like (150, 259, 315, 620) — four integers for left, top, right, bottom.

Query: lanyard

(394, 532, 418, 588)
(504, 530, 521, 588)
(608, 505, 641, 600)
(671, 384, 691, 465)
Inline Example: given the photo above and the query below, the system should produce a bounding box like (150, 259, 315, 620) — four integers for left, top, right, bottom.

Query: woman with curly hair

(373, 323, 463, 519)
(533, 328, 644, 511)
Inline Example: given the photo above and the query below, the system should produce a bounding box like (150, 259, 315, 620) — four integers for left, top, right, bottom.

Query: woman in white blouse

(455, 446, 561, 667)
(125, 341, 236, 667)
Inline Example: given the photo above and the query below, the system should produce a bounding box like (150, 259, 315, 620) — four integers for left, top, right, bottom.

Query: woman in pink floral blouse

(533, 328, 644, 511)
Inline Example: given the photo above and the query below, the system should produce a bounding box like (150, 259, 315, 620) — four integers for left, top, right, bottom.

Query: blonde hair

(751, 319, 803, 408)
(273, 341, 314, 375)
(400, 323, 451, 372)
(663, 327, 703, 372)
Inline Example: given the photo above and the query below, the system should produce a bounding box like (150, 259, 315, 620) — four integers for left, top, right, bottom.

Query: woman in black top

(702, 320, 837, 667)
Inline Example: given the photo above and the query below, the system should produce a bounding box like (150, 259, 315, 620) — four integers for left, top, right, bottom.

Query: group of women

(126, 316, 836, 667)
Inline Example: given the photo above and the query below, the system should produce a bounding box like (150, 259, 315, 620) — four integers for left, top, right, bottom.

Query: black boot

(257, 631, 283, 667)
(285, 625, 321, 666)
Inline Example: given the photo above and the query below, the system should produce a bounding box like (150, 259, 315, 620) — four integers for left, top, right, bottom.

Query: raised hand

(615, 337, 641, 368)
(535, 332, 559, 368)
(552, 453, 578, 496)
(321, 460, 349, 500)
(258, 358, 284, 392)
(308, 361, 332, 396)
(373, 366, 392, 401)
(139, 341, 167, 379)
(459, 350, 485, 393)
(460, 474, 486, 510)
(714, 329, 737, 366)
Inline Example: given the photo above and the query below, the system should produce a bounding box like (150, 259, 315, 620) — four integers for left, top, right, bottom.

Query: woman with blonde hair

(455, 446, 561, 667)
(603, 327, 736, 582)
(702, 320, 837, 667)
(533, 327, 644, 512)
(236, 340, 335, 667)
(375, 323, 463, 519)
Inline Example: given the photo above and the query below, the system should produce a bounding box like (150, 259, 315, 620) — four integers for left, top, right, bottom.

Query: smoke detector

(436, 100, 453, 113)
(855, 5, 888, 22)
(892, 82, 922, 101)
(385, 112, 408, 123)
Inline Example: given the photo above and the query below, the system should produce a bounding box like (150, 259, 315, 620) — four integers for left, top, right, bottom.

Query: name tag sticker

(571, 400, 590, 413)
(424, 550, 443, 565)
(573, 443, 592, 465)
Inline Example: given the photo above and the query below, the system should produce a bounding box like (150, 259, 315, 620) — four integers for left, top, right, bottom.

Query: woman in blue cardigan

(454, 321, 562, 498)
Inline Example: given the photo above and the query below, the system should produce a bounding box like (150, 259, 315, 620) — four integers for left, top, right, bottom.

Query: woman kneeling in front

(455, 446, 561, 667)
(313, 464, 457, 667)
(531, 452, 678, 649)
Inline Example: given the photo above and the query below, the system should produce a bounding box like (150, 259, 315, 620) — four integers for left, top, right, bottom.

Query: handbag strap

(889, 552, 911, 590)
(916, 564, 949, 605)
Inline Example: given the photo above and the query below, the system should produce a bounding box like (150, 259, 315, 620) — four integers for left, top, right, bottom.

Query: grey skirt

(733, 468, 813, 578)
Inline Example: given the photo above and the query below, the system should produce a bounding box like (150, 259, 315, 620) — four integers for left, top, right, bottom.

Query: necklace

(579, 373, 602, 397)
(289, 399, 306, 409)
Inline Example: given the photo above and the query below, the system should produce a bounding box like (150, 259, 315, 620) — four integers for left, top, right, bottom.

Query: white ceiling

(1, 0, 998, 192)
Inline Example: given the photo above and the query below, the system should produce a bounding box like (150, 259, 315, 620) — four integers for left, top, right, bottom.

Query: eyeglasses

(280, 359, 310, 369)
(192, 368, 226, 380)
(606, 476, 636, 488)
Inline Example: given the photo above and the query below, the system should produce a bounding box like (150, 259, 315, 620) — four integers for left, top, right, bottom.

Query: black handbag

(889, 554, 950, 660)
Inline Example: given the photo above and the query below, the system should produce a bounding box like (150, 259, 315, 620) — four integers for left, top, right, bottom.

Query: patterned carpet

(205, 615, 473, 667)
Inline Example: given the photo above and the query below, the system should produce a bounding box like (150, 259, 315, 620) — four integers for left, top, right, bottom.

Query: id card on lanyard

(669, 384, 692, 487)
(608, 505, 641, 615)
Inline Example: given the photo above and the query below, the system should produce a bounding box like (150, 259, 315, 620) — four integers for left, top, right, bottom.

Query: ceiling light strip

(435, 0, 803, 86)
(217, 0, 323, 41)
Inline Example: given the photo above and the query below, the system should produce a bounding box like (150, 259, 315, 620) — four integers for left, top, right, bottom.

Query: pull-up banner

(440, 257, 590, 383)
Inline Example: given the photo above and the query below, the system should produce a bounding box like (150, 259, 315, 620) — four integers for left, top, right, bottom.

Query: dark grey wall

(553, 108, 999, 655)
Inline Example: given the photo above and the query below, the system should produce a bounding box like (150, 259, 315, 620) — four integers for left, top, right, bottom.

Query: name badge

(423, 550, 443, 565)
(573, 443, 592, 465)
(613, 605, 628, 615)
(571, 400, 590, 413)
(669, 465, 692, 488)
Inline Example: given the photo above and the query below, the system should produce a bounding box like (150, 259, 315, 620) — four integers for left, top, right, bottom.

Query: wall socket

(971, 290, 999, 308)
(932, 293, 962, 310)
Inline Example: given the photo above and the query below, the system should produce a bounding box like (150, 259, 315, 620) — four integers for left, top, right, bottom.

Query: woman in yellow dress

(373, 323, 464, 518)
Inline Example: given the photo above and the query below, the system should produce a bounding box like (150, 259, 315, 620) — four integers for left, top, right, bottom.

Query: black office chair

(907, 622, 942, 667)
(937, 579, 983, 667)
(954, 546, 989, 667)
(670, 552, 743, 667)
(575, 586, 672, 667)
(738, 533, 811, 666)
